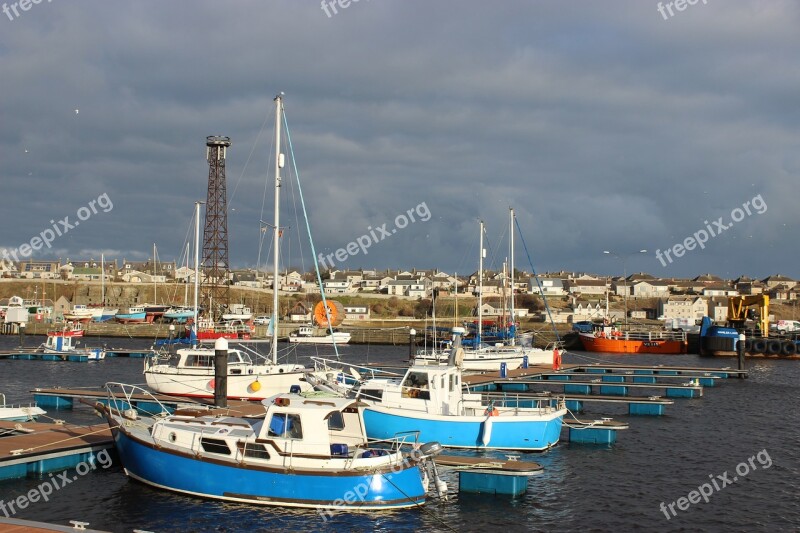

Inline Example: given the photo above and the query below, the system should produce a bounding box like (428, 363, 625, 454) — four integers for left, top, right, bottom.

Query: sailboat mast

(509, 207, 515, 346)
(184, 243, 189, 306)
(193, 201, 202, 341)
(101, 253, 105, 306)
(270, 93, 284, 365)
(153, 243, 157, 305)
(478, 220, 484, 346)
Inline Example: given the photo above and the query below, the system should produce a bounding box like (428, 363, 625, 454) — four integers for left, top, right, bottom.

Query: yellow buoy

(251, 380, 262, 392)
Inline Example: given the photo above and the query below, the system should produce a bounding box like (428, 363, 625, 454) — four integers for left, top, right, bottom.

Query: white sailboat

(145, 94, 319, 400)
(413, 214, 555, 371)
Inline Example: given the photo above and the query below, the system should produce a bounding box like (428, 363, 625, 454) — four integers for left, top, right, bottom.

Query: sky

(2, 1, 799, 281)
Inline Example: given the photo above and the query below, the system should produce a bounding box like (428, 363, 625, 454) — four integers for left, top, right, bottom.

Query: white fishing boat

(222, 303, 253, 322)
(0, 393, 45, 422)
(38, 329, 105, 361)
(63, 304, 94, 323)
(100, 383, 446, 510)
(289, 325, 351, 345)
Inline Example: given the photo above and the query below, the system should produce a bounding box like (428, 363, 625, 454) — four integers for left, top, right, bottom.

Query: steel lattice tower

(201, 135, 232, 319)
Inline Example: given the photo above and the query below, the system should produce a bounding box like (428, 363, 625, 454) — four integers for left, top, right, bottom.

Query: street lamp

(603, 249, 648, 326)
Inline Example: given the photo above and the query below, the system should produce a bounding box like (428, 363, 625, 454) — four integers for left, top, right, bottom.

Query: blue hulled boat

(100, 384, 445, 510)
(349, 332, 566, 451)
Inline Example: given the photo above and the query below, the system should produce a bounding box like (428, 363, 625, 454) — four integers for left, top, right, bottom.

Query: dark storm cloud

(1, 0, 798, 279)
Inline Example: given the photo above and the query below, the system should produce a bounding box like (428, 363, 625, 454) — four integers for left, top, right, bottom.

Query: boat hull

(111, 425, 427, 510)
(288, 333, 351, 345)
(363, 406, 564, 451)
(115, 312, 147, 324)
(579, 333, 687, 354)
(0, 406, 45, 421)
(413, 348, 552, 371)
(144, 367, 313, 400)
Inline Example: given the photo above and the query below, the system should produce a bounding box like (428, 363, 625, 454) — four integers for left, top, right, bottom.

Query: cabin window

(449, 375, 457, 392)
(359, 389, 383, 401)
(268, 413, 303, 439)
(242, 443, 271, 460)
(186, 354, 213, 367)
(228, 352, 242, 364)
(200, 437, 231, 455)
(325, 411, 345, 431)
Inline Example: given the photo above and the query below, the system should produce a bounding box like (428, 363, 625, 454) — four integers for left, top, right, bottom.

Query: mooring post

(737, 333, 746, 379)
(18, 322, 26, 348)
(408, 328, 416, 361)
(214, 337, 229, 407)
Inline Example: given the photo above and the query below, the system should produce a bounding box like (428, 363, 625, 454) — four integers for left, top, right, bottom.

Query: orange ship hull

(578, 333, 687, 354)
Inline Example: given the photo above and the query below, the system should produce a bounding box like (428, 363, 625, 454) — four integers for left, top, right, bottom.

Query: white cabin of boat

(357, 364, 483, 416)
(150, 394, 382, 461)
(154, 347, 305, 376)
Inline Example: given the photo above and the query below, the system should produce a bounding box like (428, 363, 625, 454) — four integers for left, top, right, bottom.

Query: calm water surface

(0, 335, 797, 532)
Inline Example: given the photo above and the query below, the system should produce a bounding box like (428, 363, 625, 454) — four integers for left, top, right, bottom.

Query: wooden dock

(436, 454, 543, 474)
(0, 518, 110, 533)
(0, 420, 112, 481)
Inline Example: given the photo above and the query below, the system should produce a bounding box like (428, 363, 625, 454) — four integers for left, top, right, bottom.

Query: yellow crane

(726, 295, 770, 336)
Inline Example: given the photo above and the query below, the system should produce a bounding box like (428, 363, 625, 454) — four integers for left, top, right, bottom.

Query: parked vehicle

(664, 317, 700, 333)
(776, 320, 800, 333)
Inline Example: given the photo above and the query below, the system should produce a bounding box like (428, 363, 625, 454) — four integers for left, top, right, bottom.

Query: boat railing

(480, 392, 565, 413)
(593, 330, 687, 342)
(310, 357, 401, 380)
(104, 382, 172, 418)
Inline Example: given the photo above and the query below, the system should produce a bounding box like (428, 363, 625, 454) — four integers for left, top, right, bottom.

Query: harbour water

(0, 336, 797, 532)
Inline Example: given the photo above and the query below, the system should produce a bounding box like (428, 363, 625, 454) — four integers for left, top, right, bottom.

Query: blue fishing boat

(100, 383, 446, 510)
(38, 330, 105, 361)
(163, 307, 195, 323)
(115, 306, 146, 324)
(347, 331, 566, 451)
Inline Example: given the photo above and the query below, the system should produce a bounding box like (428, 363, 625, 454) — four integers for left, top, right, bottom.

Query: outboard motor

(417, 441, 447, 500)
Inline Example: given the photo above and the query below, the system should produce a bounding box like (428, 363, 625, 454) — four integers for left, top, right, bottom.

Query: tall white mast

(153, 243, 157, 305)
(101, 253, 105, 306)
(193, 201, 203, 344)
(478, 220, 484, 346)
(270, 93, 284, 365)
(184, 242, 190, 307)
(509, 207, 516, 346)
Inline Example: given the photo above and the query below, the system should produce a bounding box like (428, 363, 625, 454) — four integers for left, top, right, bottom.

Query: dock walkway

(0, 420, 112, 481)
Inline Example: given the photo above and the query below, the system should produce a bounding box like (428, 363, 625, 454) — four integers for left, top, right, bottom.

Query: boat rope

(513, 217, 562, 345)
(378, 470, 457, 533)
(0, 424, 32, 437)
(8, 425, 116, 456)
(282, 112, 340, 360)
(36, 413, 66, 425)
(561, 406, 606, 429)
